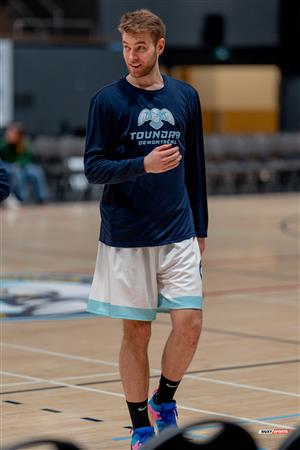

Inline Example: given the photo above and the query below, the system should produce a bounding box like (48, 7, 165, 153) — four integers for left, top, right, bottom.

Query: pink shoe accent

(148, 388, 160, 424)
(148, 403, 161, 421)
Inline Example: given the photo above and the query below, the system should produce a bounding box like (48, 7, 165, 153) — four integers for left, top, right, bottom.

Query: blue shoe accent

(131, 426, 155, 449)
(148, 393, 178, 433)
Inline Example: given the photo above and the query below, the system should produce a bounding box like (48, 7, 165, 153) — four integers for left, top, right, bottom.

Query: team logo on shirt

(138, 108, 175, 130)
(130, 107, 180, 146)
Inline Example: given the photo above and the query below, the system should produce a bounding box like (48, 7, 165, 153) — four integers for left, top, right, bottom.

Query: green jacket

(0, 139, 32, 167)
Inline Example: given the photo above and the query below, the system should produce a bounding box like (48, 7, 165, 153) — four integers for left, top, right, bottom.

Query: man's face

(122, 31, 165, 78)
(6, 127, 20, 144)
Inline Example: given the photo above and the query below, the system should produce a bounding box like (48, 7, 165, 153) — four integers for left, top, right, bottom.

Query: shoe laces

(160, 403, 178, 425)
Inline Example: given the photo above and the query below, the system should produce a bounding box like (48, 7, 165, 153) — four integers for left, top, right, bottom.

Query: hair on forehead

(118, 9, 166, 44)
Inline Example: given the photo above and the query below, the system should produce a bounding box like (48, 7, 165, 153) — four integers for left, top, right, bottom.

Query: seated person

(0, 159, 10, 202)
(0, 123, 49, 203)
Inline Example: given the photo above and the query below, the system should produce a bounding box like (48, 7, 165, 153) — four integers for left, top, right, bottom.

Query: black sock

(126, 399, 151, 430)
(154, 374, 181, 404)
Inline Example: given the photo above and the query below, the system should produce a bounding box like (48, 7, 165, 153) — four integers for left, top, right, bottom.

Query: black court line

(81, 417, 102, 422)
(156, 321, 300, 346)
(2, 385, 66, 395)
(2, 359, 299, 396)
(3, 400, 22, 404)
(203, 327, 300, 346)
(186, 359, 300, 375)
(41, 408, 61, 413)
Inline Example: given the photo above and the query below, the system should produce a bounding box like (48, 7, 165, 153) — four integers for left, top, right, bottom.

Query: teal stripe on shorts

(86, 299, 156, 321)
(87, 295, 203, 322)
(158, 294, 203, 312)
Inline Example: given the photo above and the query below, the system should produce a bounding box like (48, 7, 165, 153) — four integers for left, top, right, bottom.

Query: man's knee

(122, 320, 152, 347)
(172, 310, 202, 345)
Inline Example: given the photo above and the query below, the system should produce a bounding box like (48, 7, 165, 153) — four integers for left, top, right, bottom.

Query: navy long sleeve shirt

(0, 159, 10, 202)
(84, 74, 208, 247)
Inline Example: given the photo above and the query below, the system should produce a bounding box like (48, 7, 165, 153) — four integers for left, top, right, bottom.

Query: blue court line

(112, 413, 299, 441)
(112, 435, 268, 449)
(188, 413, 300, 431)
(257, 413, 300, 421)
(112, 437, 130, 441)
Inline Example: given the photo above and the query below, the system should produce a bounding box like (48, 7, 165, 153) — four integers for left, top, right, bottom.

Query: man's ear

(157, 37, 165, 55)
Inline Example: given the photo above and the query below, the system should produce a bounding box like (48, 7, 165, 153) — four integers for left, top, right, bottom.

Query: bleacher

(204, 133, 300, 195)
(29, 133, 300, 202)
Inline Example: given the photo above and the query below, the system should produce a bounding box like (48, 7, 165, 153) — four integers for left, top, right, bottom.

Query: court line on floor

(203, 327, 300, 346)
(4, 360, 298, 395)
(2, 343, 299, 397)
(186, 359, 300, 374)
(1, 370, 295, 431)
(1, 371, 120, 387)
(184, 374, 299, 398)
(53, 372, 120, 382)
(258, 413, 300, 421)
(156, 320, 300, 346)
(76, 371, 299, 398)
(3, 342, 299, 374)
(2, 369, 298, 398)
(1, 380, 40, 388)
(2, 371, 124, 398)
(1, 342, 119, 367)
(205, 283, 300, 297)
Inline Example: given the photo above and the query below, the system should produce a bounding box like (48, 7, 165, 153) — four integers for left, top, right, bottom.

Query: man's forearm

(197, 237, 206, 255)
(84, 148, 146, 185)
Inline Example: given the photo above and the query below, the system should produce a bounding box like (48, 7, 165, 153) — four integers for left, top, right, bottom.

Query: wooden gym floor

(1, 193, 299, 450)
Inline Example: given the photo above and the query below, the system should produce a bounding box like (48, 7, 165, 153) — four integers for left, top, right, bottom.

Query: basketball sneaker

(148, 390, 178, 433)
(130, 426, 155, 449)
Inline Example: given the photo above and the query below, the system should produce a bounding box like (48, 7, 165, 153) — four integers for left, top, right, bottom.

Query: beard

(127, 51, 158, 78)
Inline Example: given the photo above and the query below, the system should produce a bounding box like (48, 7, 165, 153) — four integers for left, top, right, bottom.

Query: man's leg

(148, 309, 202, 431)
(162, 309, 202, 381)
(120, 320, 153, 429)
(120, 320, 155, 448)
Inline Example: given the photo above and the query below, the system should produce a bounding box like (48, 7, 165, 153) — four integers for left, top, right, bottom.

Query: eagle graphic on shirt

(138, 108, 175, 130)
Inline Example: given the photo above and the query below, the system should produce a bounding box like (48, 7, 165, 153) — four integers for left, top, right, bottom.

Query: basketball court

(1, 192, 299, 450)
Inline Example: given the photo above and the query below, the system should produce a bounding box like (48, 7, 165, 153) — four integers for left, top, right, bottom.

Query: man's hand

(197, 237, 206, 255)
(144, 144, 182, 174)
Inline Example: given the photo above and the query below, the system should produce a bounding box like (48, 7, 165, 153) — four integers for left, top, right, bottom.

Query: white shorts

(86, 238, 203, 321)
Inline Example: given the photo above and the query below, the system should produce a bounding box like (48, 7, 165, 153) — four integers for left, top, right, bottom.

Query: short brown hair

(118, 9, 166, 44)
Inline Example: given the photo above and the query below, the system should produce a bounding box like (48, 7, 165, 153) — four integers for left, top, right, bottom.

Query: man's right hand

(144, 144, 182, 174)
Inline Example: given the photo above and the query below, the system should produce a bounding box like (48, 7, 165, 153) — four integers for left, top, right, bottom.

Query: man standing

(84, 9, 208, 449)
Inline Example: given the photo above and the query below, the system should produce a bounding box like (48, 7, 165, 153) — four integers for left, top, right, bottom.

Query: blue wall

(14, 45, 125, 135)
(98, 0, 279, 47)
